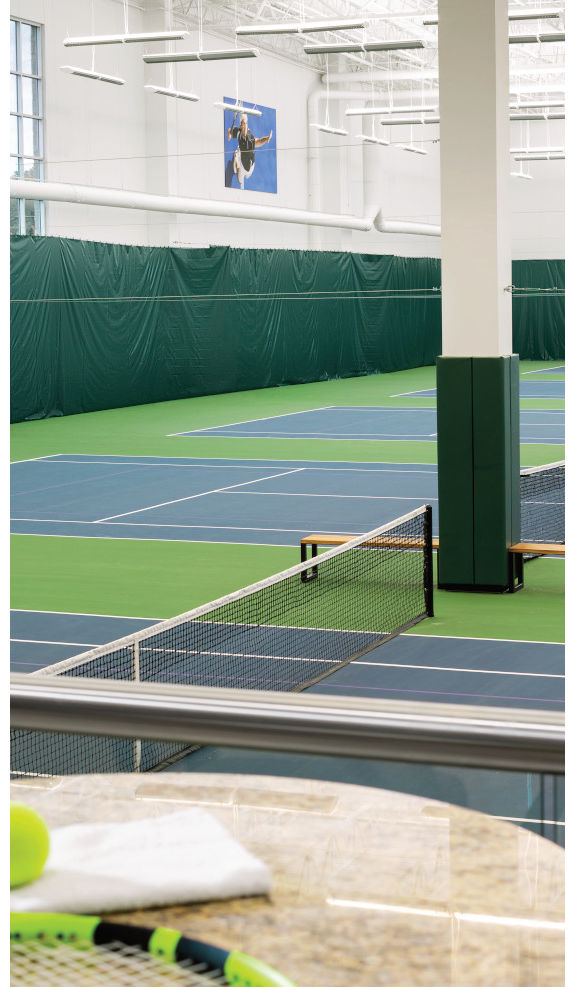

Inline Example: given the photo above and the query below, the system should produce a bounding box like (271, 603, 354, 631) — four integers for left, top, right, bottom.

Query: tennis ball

(10, 802, 50, 889)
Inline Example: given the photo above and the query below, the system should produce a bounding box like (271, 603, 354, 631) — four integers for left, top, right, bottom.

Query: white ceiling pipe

(10, 179, 374, 232)
(373, 212, 440, 236)
(236, 19, 369, 35)
(63, 31, 188, 46)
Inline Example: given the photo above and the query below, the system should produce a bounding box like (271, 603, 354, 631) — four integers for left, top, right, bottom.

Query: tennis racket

(10, 912, 297, 986)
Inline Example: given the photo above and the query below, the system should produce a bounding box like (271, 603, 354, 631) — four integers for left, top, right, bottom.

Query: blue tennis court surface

(10, 610, 564, 712)
(395, 382, 565, 399)
(11, 455, 439, 544)
(172, 406, 564, 443)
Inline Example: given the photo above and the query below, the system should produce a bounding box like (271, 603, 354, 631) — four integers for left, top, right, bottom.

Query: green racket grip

(10, 912, 101, 946)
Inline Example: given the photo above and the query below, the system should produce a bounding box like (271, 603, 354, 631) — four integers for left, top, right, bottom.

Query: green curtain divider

(10, 236, 564, 422)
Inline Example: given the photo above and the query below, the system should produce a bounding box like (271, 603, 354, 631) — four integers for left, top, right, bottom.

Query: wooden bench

(300, 534, 562, 593)
(507, 541, 565, 592)
(300, 533, 439, 566)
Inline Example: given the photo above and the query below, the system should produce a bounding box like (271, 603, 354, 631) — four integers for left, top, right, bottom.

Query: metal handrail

(10, 674, 564, 774)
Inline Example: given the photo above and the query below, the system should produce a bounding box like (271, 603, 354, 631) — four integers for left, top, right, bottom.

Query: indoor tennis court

(10, 2, 565, 985)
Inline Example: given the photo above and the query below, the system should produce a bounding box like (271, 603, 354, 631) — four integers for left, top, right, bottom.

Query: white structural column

(438, 0, 512, 355)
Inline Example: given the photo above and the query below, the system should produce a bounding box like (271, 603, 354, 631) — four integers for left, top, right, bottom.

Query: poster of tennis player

(223, 97, 277, 193)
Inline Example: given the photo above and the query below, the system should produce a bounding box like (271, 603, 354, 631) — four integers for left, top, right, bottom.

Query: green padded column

(437, 357, 475, 585)
(437, 355, 520, 591)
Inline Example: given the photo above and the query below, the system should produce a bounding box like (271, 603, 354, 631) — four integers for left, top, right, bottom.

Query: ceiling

(150, 0, 566, 101)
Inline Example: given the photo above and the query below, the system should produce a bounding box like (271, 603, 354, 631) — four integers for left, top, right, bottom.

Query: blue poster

(223, 97, 277, 193)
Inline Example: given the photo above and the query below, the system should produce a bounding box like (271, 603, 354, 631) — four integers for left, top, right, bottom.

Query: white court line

(21, 459, 443, 474)
(177, 431, 440, 438)
(354, 660, 563, 678)
(223, 491, 439, 500)
(95, 468, 306, 522)
(11, 608, 164, 620)
(10, 454, 66, 465)
(166, 406, 336, 436)
(38, 453, 439, 467)
(12, 517, 359, 534)
(521, 366, 564, 375)
(405, 632, 564, 645)
(11, 531, 299, 546)
(11, 638, 98, 647)
(389, 389, 434, 397)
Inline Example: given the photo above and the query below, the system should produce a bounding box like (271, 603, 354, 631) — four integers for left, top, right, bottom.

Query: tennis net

(520, 461, 565, 545)
(11, 505, 434, 777)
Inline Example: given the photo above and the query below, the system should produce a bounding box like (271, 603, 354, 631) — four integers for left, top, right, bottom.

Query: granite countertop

(11, 772, 564, 987)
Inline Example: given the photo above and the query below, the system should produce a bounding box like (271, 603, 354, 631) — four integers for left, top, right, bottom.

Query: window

(11, 18, 44, 235)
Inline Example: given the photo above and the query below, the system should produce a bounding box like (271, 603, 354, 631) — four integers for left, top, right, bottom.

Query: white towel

(10, 808, 271, 914)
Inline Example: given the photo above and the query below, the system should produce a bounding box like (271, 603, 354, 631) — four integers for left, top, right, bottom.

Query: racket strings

(10, 939, 229, 985)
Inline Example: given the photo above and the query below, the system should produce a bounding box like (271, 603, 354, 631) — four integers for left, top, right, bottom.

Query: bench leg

(301, 543, 319, 582)
(507, 551, 524, 593)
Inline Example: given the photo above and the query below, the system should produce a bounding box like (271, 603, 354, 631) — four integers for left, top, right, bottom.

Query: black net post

(424, 504, 435, 617)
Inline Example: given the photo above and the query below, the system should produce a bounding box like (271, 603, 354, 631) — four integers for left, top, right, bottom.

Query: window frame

(10, 17, 45, 235)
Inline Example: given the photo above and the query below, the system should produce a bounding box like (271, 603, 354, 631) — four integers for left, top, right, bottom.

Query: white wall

(11, 0, 564, 258)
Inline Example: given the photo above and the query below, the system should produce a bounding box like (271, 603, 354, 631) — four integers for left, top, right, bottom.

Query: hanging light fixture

(63, 31, 188, 46)
(304, 40, 425, 55)
(310, 123, 348, 136)
(145, 85, 199, 101)
(214, 101, 262, 116)
(346, 105, 437, 117)
(236, 19, 368, 36)
(143, 48, 259, 62)
(60, 66, 125, 84)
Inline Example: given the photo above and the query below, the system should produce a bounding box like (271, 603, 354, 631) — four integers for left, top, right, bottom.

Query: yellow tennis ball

(10, 802, 50, 889)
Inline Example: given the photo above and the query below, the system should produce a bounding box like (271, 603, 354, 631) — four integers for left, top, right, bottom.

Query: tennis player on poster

(226, 112, 273, 189)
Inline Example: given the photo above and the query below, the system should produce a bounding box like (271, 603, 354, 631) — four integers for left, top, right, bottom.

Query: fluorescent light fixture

(397, 144, 428, 155)
(304, 40, 425, 55)
(143, 48, 259, 63)
(310, 123, 348, 136)
(145, 85, 199, 101)
(510, 112, 564, 120)
(63, 31, 188, 46)
(214, 101, 262, 116)
(377, 112, 563, 127)
(380, 116, 440, 126)
(357, 135, 390, 146)
(236, 19, 368, 35)
(511, 146, 564, 153)
(509, 100, 564, 109)
(346, 105, 437, 117)
(511, 171, 534, 179)
(508, 31, 565, 43)
(424, 8, 562, 25)
(513, 152, 564, 161)
(60, 66, 125, 84)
